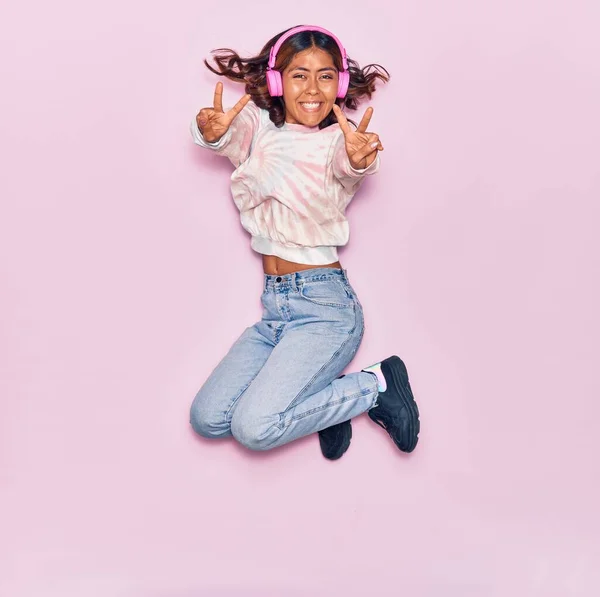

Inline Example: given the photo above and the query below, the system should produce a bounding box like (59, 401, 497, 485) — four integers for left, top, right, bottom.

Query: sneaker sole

(381, 355, 420, 452)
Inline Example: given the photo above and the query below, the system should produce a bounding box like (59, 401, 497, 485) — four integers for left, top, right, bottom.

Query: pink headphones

(266, 25, 350, 99)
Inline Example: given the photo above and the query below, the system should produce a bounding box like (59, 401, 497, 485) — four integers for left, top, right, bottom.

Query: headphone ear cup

(267, 70, 283, 97)
(337, 71, 350, 98)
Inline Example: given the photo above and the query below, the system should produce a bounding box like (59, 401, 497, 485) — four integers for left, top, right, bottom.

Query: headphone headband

(267, 25, 349, 72)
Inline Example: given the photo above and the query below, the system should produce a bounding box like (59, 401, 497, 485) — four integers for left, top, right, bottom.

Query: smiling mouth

(299, 102, 323, 113)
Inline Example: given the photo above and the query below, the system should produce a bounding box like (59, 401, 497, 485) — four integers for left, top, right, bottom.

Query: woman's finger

(227, 94, 252, 120)
(213, 81, 224, 113)
(197, 107, 211, 127)
(332, 104, 351, 136)
(367, 132, 383, 151)
(351, 138, 380, 164)
(356, 107, 374, 134)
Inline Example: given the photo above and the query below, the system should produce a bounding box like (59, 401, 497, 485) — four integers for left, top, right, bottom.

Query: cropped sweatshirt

(190, 101, 380, 264)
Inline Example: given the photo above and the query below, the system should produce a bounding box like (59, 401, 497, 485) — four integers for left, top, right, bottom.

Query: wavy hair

(203, 25, 390, 129)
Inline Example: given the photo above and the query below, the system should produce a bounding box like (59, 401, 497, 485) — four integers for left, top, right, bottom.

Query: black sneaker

(318, 374, 352, 460)
(318, 419, 352, 460)
(366, 356, 420, 452)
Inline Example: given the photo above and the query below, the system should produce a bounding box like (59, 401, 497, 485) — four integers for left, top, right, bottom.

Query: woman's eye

(293, 74, 334, 80)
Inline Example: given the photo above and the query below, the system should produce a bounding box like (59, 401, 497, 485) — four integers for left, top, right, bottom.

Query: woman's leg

(230, 270, 379, 451)
(189, 322, 275, 439)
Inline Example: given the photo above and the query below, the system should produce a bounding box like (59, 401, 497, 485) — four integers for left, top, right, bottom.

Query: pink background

(1, 1, 599, 595)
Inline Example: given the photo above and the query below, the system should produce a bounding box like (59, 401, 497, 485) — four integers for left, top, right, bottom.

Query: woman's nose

(306, 78, 319, 93)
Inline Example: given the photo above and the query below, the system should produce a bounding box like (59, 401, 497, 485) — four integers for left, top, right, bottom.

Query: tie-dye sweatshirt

(190, 101, 380, 265)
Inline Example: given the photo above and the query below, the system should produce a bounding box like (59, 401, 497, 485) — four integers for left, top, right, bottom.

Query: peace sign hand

(332, 104, 384, 170)
(196, 81, 252, 143)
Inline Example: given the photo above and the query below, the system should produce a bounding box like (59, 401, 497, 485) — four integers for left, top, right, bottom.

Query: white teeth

(301, 103, 321, 108)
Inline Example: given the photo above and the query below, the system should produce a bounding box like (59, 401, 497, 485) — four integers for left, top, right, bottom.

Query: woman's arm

(330, 130, 380, 194)
(329, 105, 382, 193)
(190, 83, 261, 168)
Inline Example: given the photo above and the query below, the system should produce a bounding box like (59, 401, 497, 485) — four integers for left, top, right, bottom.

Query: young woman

(189, 25, 420, 460)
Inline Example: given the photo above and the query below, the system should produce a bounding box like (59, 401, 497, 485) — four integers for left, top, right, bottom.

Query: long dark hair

(203, 25, 390, 130)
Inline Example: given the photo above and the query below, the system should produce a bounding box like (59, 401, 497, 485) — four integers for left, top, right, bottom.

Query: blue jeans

(190, 267, 379, 451)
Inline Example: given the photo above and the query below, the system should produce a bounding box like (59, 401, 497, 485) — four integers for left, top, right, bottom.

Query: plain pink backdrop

(1, 1, 599, 595)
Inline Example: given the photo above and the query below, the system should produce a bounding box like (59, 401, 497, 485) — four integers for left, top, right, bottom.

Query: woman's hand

(332, 104, 384, 170)
(196, 82, 252, 143)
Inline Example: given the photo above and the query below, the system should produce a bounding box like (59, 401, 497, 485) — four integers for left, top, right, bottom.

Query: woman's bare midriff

(262, 254, 342, 276)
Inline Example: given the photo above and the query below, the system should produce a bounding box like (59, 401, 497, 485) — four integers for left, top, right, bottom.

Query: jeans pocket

(298, 279, 355, 309)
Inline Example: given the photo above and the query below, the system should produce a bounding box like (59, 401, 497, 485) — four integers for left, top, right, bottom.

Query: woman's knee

(230, 411, 279, 451)
(189, 393, 231, 439)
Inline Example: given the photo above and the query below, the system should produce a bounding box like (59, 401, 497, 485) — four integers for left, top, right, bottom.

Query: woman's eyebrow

(291, 66, 337, 72)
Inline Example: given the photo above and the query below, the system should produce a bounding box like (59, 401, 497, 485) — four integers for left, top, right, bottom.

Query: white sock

(362, 362, 387, 392)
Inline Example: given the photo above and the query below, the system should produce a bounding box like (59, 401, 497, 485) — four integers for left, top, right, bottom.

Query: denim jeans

(190, 267, 379, 451)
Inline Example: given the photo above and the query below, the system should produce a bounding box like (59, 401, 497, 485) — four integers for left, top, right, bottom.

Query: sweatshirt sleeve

(190, 101, 262, 168)
(330, 129, 380, 194)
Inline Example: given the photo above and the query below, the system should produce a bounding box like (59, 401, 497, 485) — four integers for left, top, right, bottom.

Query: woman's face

(281, 47, 339, 127)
